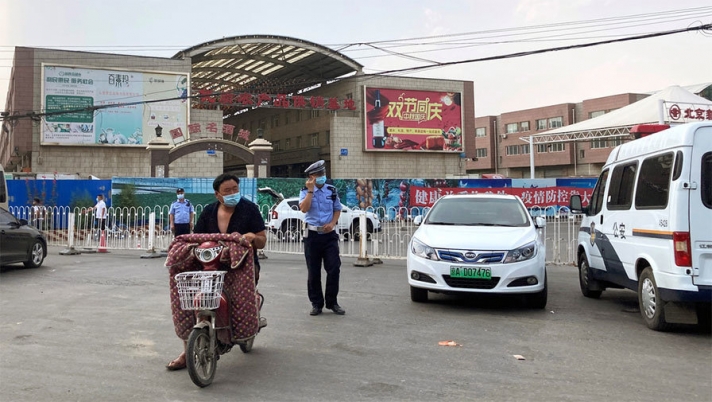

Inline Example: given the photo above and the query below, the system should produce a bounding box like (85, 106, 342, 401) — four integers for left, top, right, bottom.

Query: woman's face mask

(315, 175, 327, 186)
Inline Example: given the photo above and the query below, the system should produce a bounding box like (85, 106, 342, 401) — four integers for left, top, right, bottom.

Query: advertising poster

(42, 65, 189, 146)
(364, 87, 463, 152)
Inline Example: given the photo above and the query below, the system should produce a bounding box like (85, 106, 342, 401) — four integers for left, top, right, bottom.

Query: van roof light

(630, 124, 670, 139)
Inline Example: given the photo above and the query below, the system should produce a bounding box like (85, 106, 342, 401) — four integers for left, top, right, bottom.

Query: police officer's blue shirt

(299, 185, 342, 227)
(169, 199, 194, 224)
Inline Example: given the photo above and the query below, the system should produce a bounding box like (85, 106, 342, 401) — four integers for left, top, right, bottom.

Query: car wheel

(410, 286, 428, 303)
(638, 267, 671, 331)
(579, 254, 602, 299)
(280, 220, 301, 242)
(24, 240, 46, 268)
(527, 273, 548, 309)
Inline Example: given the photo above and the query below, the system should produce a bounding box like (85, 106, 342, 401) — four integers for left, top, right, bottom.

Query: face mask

(315, 176, 327, 186)
(222, 193, 241, 207)
(177, 194, 184, 200)
(96, 197, 100, 202)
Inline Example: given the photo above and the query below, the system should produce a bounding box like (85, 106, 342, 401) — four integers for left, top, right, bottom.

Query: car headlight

(411, 238, 439, 260)
(503, 241, 536, 263)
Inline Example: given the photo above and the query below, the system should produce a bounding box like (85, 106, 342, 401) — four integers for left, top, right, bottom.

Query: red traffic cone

(98, 230, 108, 253)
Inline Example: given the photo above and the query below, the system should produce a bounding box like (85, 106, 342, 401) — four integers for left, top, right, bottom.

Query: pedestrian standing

(32, 197, 46, 230)
(93, 194, 107, 233)
(299, 160, 345, 316)
(169, 188, 194, 236)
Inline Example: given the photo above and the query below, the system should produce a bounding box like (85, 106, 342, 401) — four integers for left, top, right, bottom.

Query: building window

(310, 133, 319, 146)
(345, 93, 353, 99)
(589, 110, 606, 118)
(520, 121, 530, 132)
(273, 140, 280, 151)
(506, 123, 519, 133)
(311, 110, 320, 119)
(506, 145, 520, 155)
(536, 119, 547, 130)
(296, 111, 302, 122)
(550, 143, 566, 152)
(548, 117, 563, 128)
(580, 149, 585, 159)
(609, 138, 622, 147)
(296, 136, 302, 148)
(271, 115, 279, 128)
(520, 144, 530, 154)
(537, 144, 547, 153)
(475, 127, 486, 137)
(591, 139, 607, 149)
(285, 112, 290, 125)
(476, 148, 487, 158)
(285, 138, 291, 149)
(259, 118, 266, 130)
(325, 130, 330, 145)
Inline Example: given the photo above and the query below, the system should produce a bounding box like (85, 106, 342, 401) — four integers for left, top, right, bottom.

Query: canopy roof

(528, 85, 712, 145)
(173, 35, 363, 96)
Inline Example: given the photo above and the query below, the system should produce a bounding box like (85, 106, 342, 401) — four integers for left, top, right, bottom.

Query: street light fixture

(155, 125, 163, 138)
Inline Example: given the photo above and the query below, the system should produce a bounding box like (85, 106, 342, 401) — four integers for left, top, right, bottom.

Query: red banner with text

(409, 186, 593, 208)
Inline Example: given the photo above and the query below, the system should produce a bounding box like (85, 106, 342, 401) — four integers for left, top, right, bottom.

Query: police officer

(169, 188, 194, 236)
(299, 160, 345, 316)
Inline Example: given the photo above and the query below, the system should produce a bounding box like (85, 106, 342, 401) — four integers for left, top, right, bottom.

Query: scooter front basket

(175, 271, 226, 310)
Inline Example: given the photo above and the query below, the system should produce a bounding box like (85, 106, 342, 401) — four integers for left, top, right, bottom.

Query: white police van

(570, 122, 712, 331)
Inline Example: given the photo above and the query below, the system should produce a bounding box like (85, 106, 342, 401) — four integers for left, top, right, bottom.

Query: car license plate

(450, 266, 491, 280)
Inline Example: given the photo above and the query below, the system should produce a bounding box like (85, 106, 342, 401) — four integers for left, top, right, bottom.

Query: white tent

(530, 85, 712, 144)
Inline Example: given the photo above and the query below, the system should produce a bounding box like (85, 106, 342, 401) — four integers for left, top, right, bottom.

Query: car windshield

(425, 198, 530, 227)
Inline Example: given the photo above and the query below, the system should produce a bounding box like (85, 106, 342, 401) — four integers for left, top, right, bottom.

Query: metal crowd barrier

(9, 203, 583, 265)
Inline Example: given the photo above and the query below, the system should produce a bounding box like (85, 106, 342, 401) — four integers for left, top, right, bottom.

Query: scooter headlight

(194, 242, 224, 264)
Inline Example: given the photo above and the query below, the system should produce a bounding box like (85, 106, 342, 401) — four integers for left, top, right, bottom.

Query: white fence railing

(10, 204, 582, 265)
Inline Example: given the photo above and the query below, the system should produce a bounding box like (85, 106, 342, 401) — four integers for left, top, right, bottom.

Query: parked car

(266, 197, 381, 241)
(407, 194, 547, 307)
(0, 207, 48, 268)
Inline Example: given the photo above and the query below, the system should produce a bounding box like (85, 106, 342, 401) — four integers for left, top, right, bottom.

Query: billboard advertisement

(41, 65, 189, 146)
(364, 87, 463, 152)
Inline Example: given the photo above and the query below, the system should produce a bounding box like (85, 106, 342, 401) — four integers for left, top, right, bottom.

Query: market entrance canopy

(525, 85, 712, 145)
(173, 35, 363, 101)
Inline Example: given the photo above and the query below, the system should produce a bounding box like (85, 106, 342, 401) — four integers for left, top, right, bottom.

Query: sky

(1, 0, 710, 116)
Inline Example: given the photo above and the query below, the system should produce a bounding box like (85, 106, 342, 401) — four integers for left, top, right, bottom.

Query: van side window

(635, 152, 673, 209)
(702, 152, 712, 209)
(588, 169, 608, 215)
(607, 163, 637, 210)
(672, 151, 683, 181)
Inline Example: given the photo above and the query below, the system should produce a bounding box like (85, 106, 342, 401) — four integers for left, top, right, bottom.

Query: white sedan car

(407, 194, 547, 308)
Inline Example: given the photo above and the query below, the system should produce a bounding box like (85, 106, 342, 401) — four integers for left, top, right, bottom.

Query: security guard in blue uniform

(299, 160, 345, 316)
(169, 188, 194, 236)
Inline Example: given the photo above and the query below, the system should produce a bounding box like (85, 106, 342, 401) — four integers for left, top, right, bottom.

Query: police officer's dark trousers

(304, 230, 341, 309)
(174, 223, 191, 236)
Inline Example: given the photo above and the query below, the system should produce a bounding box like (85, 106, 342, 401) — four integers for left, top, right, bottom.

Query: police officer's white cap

(304, 160, 326, 175)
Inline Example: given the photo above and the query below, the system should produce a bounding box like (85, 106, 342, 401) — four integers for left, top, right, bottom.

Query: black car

(0, 207, 47, 268)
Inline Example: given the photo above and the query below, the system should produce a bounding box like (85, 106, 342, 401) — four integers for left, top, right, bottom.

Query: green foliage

(113, 183, 139, 209)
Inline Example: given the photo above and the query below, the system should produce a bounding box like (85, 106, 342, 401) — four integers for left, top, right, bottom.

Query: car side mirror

(569, 195, 583, 213)
(535, 216, 546, 228)
(413, 215, 422, 226)
(18, 218, 29, 226)
(342, 209, 348, 213)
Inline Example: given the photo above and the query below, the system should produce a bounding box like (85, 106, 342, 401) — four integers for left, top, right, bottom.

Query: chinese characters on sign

(667, 103, 712, 122)
(194, 90, 357, 111)
(364, 87, 463, 153)
(408, 186, 594, 208)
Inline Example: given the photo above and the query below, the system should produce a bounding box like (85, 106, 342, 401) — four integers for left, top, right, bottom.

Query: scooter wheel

(239, 337, 254, 353)
(187, 327, 217, 387)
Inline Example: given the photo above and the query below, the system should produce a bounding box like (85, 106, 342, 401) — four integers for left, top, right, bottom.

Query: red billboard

(364, 87, 463, 152)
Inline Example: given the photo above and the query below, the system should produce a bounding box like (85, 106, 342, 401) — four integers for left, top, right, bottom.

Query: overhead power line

(2, 22, 710, 122)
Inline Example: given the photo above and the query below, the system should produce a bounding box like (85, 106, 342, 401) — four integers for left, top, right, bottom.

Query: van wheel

(638, 267, 671, 331)
(410, 286, 428, 303)
(578, 254, 602, 299)
(696, 303, 711, 331)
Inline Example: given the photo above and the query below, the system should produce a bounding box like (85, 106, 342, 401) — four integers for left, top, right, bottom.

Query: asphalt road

(0, 246, 710, 402)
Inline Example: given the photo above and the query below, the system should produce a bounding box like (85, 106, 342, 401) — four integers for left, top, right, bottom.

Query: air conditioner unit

(500, 134, 508, 139)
